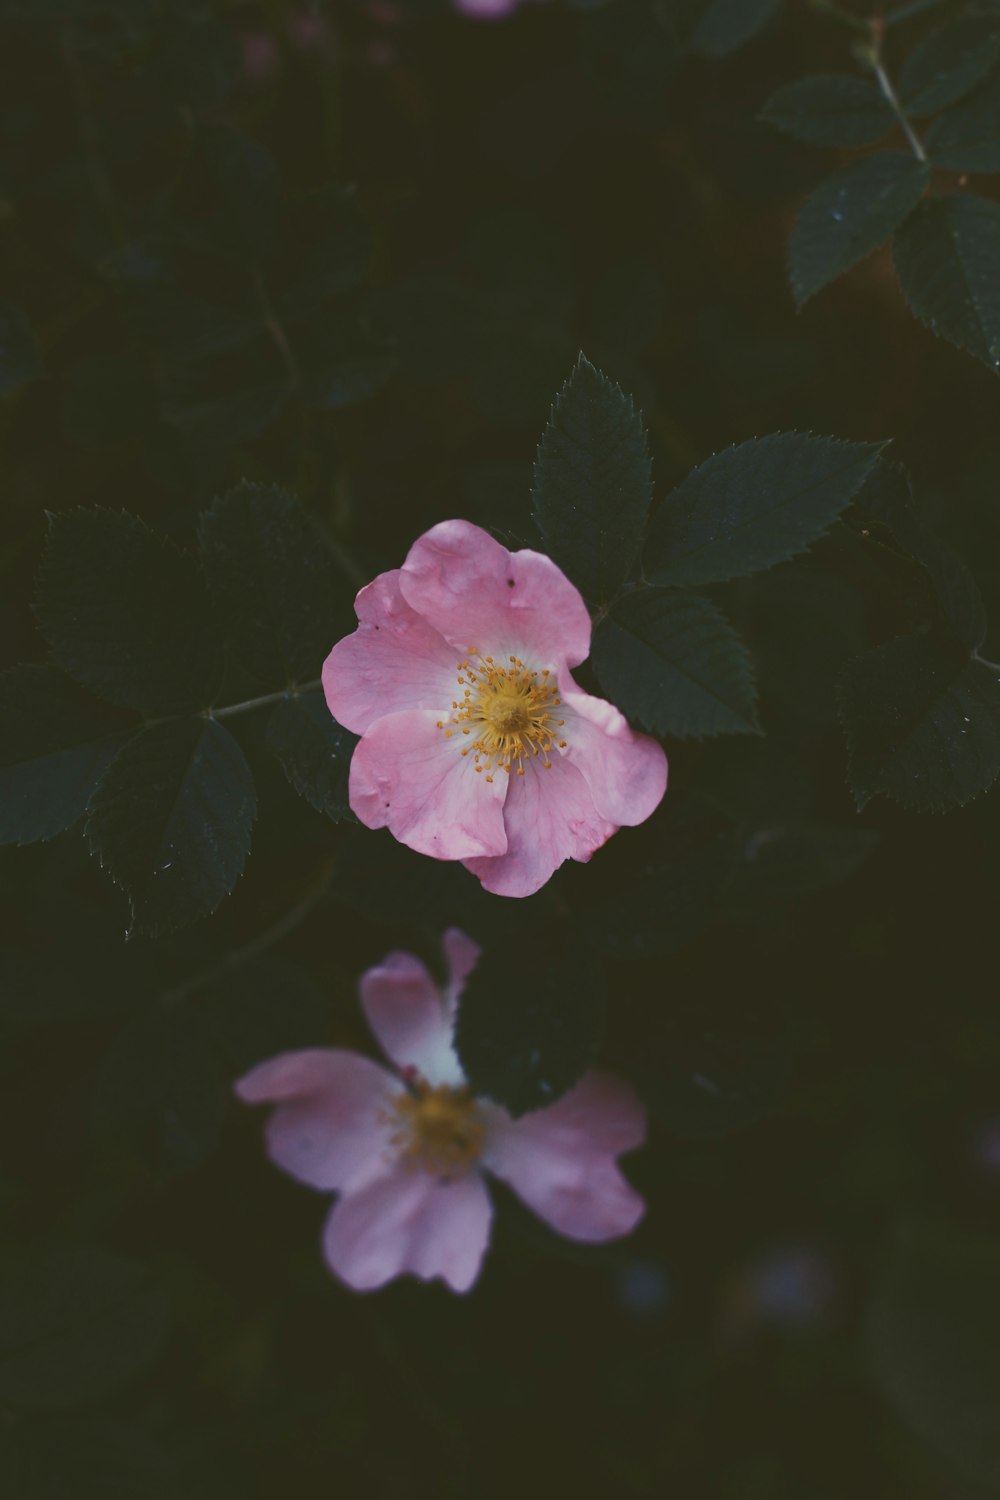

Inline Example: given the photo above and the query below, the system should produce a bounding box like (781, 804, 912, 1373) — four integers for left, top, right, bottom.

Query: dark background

(3, 0, 1000, 1496)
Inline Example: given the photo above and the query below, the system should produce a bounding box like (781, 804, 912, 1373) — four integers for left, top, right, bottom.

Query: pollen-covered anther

(437, 650, 566, 776)
(387, 1077, 485, 1178)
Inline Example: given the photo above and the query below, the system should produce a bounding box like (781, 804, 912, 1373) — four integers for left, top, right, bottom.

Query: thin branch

(160, 862, 335, 1009)
(207, 679, 322, 721)
(252, 265, 301, 390)
(868, 53, 927, 161)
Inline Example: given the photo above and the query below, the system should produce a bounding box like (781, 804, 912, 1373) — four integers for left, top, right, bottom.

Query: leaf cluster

(762, 9, 1000, 371)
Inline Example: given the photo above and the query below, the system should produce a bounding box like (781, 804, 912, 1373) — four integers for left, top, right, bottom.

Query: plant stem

(868, 52, 927, 160)
(160, 861, 335, 1008)
(207, 679, 322, 721)
(252, 266, 301, 390)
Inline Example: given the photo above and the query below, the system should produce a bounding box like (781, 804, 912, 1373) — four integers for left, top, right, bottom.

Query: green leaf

(159, 354, 291, 447)
(300, 349, 396, 411)
(760, 74, 896, 147)
(532, 353, 652, 604)
(125, 282, 259, 362)
(644, 431, 883, 586)
(0, 301, 44, 395)
(34, 509, 222, 715)
(91, 1006, 227, 1178)
(455, 941, 606, 1117)
(198, 482, 342, 687)
(0, 667, 131, 845)
(0, 1418, 175, 1500)
(266, 691, 356, 821)
(0, 1247, 169, 1410)
(899, 17, 1000, 117)
(196, 125, 281, 264)
(893, 194, 1000, 372)
(925, 78, 1000, 172)
(592, 586, 758, 738)
(840, 634, 1000, 812)
(279, 187, 374, 320)
(788, 152, 929, 306)
(85, 718, 256, 937)
(868, 1221, 1000, 1489)
(680, 0, 778, 58)
(856, 460, 987, 650)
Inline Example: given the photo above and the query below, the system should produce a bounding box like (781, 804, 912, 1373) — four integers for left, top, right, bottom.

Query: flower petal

(462, 754, 615, 897)
(235, 1049, 397, 1194)
(558, 666, 668, 827)
(349, 708, 508, 861)
(398, 519, 591, 669)
(361, 951, 464, 1088)
(322, 569, 459, 736)
(485, 1072, 646, 1242)
(322, 1167, 493, 1292)
(443, 926, 481, 999)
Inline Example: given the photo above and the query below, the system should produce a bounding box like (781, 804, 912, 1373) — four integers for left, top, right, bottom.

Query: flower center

(437, 651, 566, 782)
(388, 1075, 486, 1178)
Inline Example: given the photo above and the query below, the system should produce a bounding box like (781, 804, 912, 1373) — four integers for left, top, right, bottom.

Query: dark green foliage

(856, 461, 987, 650)
(91, 1004, 227, 1178)
(279, 188, 374, 320)
(583, 820, 879, 957)
(194, 125, 281, 265)
(898, 16, 1000, 116)
(300, 349, 397, 412)
(840, 635, 1000, 812)
(456, 943, 606, 1117)
(532, 354, 652, 603)
(0, 667, 130, 844)
(266, 691, 355, 821)
(722, 823, 881, 918)
(34, 510, 222, 715)
(198, 483, 341, 687)
(788, 153, 929, 306)
(760, 74, 896, 147)
(203, 956, 333, 1075)
(85, 719, 256, 936)
(636, 1013, 793, 1139)
(676, 0, 778, 59)
(893, 195, 1000, 371)
(0, 301, 44, 395)
(868, 1222, 1000, 1488)
(925, 79, 1000, 172)
(644, 432, 883, 586)
(0, 1418, 175, 1500)
(582, 839, 737, 959)
(0, 1247, 169, 1410)
(3, 3, 1000, 1493)
(592, 586, 759, 737)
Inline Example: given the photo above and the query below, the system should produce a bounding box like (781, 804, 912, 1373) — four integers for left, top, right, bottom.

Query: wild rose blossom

(323, 520, 667, 897)
(235, 930, 646, 1293)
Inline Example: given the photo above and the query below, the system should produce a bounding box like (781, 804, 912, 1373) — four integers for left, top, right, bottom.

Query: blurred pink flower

(323, 520, 667, 897)
(454, 0, 523, 18)
(236, 930, 646, 1293)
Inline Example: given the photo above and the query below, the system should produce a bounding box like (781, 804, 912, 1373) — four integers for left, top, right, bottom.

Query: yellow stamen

(437, 651, 566, 776)
(387, 1077, 485, 1178)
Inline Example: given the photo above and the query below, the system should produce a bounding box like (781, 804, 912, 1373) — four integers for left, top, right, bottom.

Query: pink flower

(235, 930, 646, 1293)
(323, 520, 667, 897)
